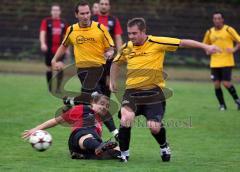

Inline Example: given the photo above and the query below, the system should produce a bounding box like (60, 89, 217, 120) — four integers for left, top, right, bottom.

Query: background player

(203, 12, 240, 111)
(92, 0, 123, 97)
(40, 3, 68, 92)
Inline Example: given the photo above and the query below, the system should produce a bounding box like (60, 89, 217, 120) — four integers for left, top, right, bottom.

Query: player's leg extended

(118, 106, 135, 162)
(222, 81, 240, 110)
(221, 67, 240, 110)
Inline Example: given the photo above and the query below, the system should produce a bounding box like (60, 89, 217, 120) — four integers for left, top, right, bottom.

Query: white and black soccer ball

(29, 130, 52, 151)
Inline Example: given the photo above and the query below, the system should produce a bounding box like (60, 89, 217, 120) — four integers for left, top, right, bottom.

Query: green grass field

(0, 73, 240, 172)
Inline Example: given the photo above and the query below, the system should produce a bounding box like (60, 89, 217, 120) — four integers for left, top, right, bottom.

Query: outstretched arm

(51, 45, 68, 70)
(22, 116, 64, 139)
(110, 63, 121, 93)
(180, 39, 222, 55)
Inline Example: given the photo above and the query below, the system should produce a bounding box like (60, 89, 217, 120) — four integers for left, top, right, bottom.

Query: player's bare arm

(110, 63, 121, 92)
(115, 34, 123, 50)
(39, 30, 48, 52)
(22, 116, 64, 139)
(51, 44, 68, 70)
(180, 39, 222, 55)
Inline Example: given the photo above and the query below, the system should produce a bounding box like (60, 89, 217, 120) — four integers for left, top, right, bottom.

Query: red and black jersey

(40, 17, 68, 54)
(92, 15, 123, 39)
(61, 105, 103, 136)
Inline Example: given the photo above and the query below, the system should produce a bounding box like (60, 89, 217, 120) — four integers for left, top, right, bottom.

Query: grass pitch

(0, 73, 240, 172)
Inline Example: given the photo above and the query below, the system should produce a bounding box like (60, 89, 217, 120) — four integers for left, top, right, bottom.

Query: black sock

(56, 70, 63, 91)
(46, 71, 52, 91)
(215, 88, 226, 106)
(151, 127, 167, 148)
(118, 125, 131, 151)
(227, 85, 239, 101)
(82, 138, 101, 151)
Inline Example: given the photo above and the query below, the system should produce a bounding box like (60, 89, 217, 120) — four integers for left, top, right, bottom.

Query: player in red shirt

(92, 0, 123, 97)
(39, 4, 68, 92)
(22, 93, 120, 159)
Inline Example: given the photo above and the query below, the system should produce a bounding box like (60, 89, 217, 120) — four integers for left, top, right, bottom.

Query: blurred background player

(110, 17, 221, 162)
(22, 93, 120, 160)
(203, 12, 240, 111)
(39, 4, 68, 92)
(92, 0, 123, 97)
(92, 2, 99, 15)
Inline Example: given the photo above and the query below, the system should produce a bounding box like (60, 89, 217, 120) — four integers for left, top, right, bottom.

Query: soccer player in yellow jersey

(51, 1, 114, 101)
(203, 12, 240, 111)
(51, 1, 119, 140)
(110, 18, 221, 162)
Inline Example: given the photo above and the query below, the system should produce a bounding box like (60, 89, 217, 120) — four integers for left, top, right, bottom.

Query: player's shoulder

(148, 35, 179, 44)
(224, 25, 235, 31)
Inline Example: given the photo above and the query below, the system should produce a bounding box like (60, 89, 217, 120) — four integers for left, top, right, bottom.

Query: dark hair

(213, 11, 224, 18)
(91, 92, 109, 103)
(127, 17, 146, 31)
(51, 3, 60, 8)
(75, 0, 90, 13)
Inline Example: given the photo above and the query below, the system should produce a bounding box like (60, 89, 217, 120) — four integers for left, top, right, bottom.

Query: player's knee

(120, 107, 135, 127)
(222, 81, 231, 88)
(214, 81, 221, 88)
(147, 121, 161, 134)
(79, 134, 93, 150)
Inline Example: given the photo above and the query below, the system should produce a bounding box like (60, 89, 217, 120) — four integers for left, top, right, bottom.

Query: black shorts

(68, 128, 102, 157)
(45, 51, 65, 67)
(121, 87, 166, 122)
(211, 67, 232, 81)
(77, 66, 106, 94)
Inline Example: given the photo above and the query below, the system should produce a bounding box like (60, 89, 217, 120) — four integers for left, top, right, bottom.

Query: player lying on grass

(22, 93, 120, 160)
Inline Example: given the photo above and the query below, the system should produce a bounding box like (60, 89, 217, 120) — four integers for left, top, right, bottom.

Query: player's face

(92, 3, 99, 15)
(51, 5, 61, 19)
(213, 13, 224, 29)
(99, 0, 110, 14)
(92, 97, 110, 115)
(75, 5, 91, 26)
(127, 25, 146, 45)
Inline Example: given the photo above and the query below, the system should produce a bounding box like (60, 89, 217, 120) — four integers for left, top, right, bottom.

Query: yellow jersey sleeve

(148, 36, 180, 52)
(113, 43, 130, 65)
(97, 24, 114, 48)
(62, 25, 73, 47)
(203, 30, 211, 45)
(226, 26, 240, 43)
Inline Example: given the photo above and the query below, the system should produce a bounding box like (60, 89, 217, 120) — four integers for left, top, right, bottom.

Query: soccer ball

(29, 130, 52, 151)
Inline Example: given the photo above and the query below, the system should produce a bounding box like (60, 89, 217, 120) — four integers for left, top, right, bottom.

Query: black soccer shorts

(210, 67, 232, 81)
(121, 87, 166, 122)
(68, 127, 102, 157)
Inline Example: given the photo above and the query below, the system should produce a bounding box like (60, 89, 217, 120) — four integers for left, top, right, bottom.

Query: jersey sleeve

(227, 26, 240, 43)
(149, 36, 180, 52)
(61, 106, 83, 124)
(98, 24, 115, 48)
(114, 17, 123, 35)
(113, 43, 130, 65)
(203, 30, 211, 45)
(62, 25, 73, 47)
(40, 19, 47, 32)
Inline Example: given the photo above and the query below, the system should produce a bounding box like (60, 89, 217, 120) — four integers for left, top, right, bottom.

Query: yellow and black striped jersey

(62, 21, 114, 68)
(113, 35, 180, 89)
(203, 25, 240, 68)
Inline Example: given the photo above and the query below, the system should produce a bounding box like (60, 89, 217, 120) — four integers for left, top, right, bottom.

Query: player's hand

(52, 60, 64, 71)
(22, 128, 37, 140)
(226, 48, 235, 53)
(109, 80, 118, 93)
(205, 45, 222, 55)
(104, 49, 115, 60)
(41, 44, 48, 52)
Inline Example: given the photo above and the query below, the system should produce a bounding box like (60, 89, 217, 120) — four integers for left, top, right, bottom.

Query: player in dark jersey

(40, 3, 68, 92)
(92, 0, 123, 97)
(22, 93, 120, 159)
